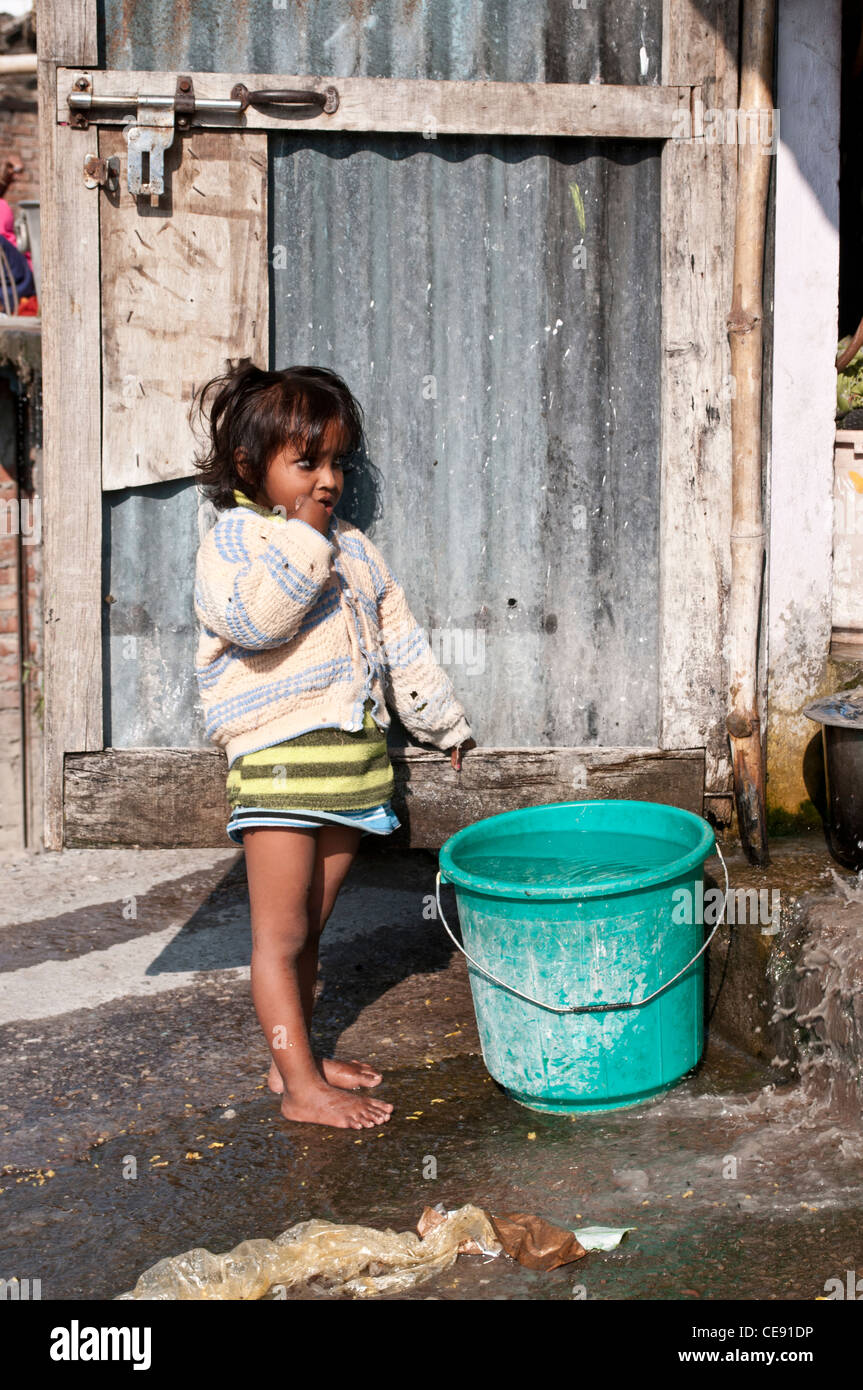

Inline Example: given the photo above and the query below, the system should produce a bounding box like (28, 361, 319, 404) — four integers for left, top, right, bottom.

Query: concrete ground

(1, 831, 862, 1301)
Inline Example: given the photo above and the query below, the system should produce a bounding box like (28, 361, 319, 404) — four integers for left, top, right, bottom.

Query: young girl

(192, 362, 476, 1131)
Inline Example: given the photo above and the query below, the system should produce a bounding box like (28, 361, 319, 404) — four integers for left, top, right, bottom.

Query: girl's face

(240, 418, 351, 519)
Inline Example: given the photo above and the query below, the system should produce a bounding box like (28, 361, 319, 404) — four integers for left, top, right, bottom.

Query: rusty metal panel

(270, 132, 662, 748)
(98, 1, 663, 85)
(102, 481, 204, 748)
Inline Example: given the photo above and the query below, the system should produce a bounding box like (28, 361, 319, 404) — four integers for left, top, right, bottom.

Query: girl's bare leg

(243, 825, 393, 1129)
(265, 822, 383, 1093)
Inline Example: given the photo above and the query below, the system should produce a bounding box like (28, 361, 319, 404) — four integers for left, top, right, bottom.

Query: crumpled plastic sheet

(573, 1225, 634, 1251)
(115, 1204, 502, 1301)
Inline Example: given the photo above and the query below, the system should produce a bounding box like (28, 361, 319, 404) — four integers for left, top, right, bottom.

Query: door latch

(68, 73, 339, 207)
(83, 153, 120, 191)
(125, 93, 176, 206)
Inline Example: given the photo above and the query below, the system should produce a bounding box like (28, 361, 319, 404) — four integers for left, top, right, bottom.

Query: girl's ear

(234, 447, 249, 485)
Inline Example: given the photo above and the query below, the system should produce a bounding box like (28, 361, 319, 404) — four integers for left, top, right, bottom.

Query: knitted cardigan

(193, 496, 473, 769)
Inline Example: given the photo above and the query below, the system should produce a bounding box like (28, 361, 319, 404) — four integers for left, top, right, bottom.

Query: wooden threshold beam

(58, 69, 691, 139)
(64, 746, 706, 851)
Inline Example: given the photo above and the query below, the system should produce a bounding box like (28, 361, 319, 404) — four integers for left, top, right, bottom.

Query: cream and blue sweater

(193, 491, 473, 769)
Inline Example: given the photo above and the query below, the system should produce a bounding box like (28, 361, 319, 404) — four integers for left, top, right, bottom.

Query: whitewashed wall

(767, 0, 842, 810)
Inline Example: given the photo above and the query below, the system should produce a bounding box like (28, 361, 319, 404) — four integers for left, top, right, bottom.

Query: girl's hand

(450, 737, 476, 771)
(293, 494, 331, 535)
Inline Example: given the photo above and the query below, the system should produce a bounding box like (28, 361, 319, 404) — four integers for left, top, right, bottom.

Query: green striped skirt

(225, 698, 400, 844)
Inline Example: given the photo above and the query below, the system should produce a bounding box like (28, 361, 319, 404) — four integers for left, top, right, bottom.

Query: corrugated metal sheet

(99, 1, 663, 85)
(102, 482, 201, 747)
(269, 132, 661, 747)
(99, 2, 663, 751)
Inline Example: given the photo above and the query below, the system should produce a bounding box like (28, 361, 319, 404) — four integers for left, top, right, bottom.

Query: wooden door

(37, 1, 737, 849)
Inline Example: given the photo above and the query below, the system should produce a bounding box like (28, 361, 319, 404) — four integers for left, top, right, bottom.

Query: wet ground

(1, 832, 862, 1301)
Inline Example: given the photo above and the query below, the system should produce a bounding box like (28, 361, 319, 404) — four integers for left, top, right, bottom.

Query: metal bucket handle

(434, 842, 730, 1015)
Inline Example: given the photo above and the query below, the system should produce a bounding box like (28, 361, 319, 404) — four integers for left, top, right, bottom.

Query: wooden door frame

(38, 0, 738, 850)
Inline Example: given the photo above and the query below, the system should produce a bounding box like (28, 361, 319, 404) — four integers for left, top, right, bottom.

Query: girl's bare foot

(320, 1056, 383, 1090)
(268, 1057, 381, 1094)
(279, 1079, 394, 1129)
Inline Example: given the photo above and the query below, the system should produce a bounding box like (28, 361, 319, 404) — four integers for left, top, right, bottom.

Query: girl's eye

(294, 455, 354, 472)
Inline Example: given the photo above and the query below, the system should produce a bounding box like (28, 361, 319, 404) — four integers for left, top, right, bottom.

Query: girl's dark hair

(190, 360, 366, 510)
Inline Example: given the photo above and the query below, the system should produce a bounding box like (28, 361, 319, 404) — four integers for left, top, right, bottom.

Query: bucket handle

(434, 843, 730, 1015)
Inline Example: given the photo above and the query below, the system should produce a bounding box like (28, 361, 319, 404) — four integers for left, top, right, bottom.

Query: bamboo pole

(0, 55, 37, 74)
(726, 0, 776, 864)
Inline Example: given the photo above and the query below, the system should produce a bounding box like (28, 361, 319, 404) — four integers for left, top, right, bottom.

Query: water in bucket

(456, 828, 692, 891)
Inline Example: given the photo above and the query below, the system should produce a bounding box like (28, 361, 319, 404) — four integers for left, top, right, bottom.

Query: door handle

(230, 84, 339, 115)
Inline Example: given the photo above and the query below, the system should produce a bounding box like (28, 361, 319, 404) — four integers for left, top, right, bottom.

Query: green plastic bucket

(437, 799, 727, 1115)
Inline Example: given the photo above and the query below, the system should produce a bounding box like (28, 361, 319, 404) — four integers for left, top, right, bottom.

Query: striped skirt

(225, 697, 401, 845)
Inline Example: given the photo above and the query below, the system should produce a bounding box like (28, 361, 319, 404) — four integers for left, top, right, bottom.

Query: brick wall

(0, 378, 23, 847)
(0, 9, 38, 206)
(0, 15, 42, 852)
(0, 103, 40, 205)
(0, 358, 42, 853)
(0, 15, 42, 853)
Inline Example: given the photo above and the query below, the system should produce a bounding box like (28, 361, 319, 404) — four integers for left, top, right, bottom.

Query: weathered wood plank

(663, 0, 719, 83)
(64, 747, 706, 850)
(36, 1, 101, 851)
(39, 0, 97, 65)
(57, 70, 691, 139)
(660, 0, 738, 825)
(99, 129, 268, 490)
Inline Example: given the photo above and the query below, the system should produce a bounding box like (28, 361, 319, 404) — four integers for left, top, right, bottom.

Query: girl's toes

(351, 1058, 381, 1079)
